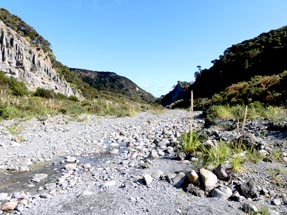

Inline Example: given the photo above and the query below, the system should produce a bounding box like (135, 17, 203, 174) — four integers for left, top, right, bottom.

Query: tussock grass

(181, 132, 201, 155)
(201, 140, 231, 168)
(0, 92, 158, 121)
(206, 103, 287, 123)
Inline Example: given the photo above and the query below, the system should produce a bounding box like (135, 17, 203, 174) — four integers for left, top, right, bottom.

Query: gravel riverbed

(0, 110, 286, 214)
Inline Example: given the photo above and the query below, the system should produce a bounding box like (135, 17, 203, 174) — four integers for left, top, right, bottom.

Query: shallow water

(0, 152, 115, 195)
(0, 161, 61, 194)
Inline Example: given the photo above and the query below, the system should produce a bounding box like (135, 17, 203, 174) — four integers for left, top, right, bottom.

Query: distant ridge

(70, 68, 155, 103)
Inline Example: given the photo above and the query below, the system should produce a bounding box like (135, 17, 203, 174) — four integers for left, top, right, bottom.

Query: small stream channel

(0, 141, 126, 196)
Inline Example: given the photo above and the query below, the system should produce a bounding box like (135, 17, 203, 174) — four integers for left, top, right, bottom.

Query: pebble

(0, 201, 18, 211)
(143, 174, 153, 186)
(31, 173, 48, 183)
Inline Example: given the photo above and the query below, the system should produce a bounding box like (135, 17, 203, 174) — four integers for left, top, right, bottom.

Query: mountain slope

(160, 25, 287, 107)
(192, 25, 287, 99)
(70, 68, 155, 103)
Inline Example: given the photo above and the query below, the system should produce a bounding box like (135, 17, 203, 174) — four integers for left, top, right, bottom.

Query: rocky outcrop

(159, 81, 190, 107)
(0, 20, 78, 97)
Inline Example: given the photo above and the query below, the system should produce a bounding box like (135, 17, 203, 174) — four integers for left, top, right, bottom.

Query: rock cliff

(159, 81, 190, 107)
(0, 20, 78, 97)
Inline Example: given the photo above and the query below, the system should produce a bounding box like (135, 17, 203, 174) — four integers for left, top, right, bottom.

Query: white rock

(110, 148, 119, 155)
(143, 174, 153, 186)
(31, 173, 48, 183)
(199, 168, 218, 191)
(64, 163, 77, 170)
(0, 193, 9, 201)
(100, 181, 117, 190)
(65, 156, 77, 163)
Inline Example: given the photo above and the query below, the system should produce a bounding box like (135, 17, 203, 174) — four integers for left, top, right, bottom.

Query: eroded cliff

(0, 20, 78, 97)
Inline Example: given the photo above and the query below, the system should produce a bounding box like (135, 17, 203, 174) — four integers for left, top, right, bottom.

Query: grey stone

(149, 150, 159, 159)
(241, 202, 258, 213)
(44, 183, 57, 190)
(172, 172, 186, 189)
(186, 183, 205, 197)
(157, 139, 169, 149)
(210, 185, 232, 199)
(239, 181, 258, 198)
(213, 164, 229, 181)
(64, 163, 77, 171)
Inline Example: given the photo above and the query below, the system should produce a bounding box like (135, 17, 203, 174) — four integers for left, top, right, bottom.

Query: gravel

(0, 109, 286, 214)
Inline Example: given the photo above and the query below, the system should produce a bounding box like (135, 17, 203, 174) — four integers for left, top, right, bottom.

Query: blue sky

(1, 0, 287, 97)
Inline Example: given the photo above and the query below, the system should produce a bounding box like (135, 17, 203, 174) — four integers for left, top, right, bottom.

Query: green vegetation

(0, 72, 28, 96)
(0, 8, 51, 53)
(181, 131, 201, 156)
(192, 25, 287, 100)
(0, 93, 156, 120)
(205, 103, 287, 124)
(201, 140, 231, 168)
(179, 131, 270, 170)
(70, 68, 155, 103)
(267, 168, 287, 187)
(0, 71, 158, 121)
(160, 25, 287, 108)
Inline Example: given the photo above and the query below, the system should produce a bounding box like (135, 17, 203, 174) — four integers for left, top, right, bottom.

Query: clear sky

(1, 0, 287, 97)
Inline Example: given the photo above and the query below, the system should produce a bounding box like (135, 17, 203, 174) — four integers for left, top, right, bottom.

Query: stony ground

(0, 110, 286, 215)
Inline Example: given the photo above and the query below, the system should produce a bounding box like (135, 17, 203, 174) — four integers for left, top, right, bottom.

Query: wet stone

(31, 173, 48, 183)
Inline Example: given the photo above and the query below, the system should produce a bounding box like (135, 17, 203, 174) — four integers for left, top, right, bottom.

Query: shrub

(68, 95, 79, 102)
(1, 106, 22, 119)
(34, 88, 55, 98)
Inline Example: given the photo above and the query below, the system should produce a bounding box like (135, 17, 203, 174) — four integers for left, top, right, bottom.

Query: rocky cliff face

(159, 81, 190, 108)
(0, 20, 78, 97)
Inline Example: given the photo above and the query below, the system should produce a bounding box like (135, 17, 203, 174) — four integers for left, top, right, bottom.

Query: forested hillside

(192, 25, 287, 99)
(160, 25, 287, 107)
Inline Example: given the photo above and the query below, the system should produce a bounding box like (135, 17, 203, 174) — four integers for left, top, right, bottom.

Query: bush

(0, 72, 28, 96)
(1, 106, 22, 119)
(8, 78, 29, 96)
(34, 88, 55, 98)
(68, 95, 79, 102)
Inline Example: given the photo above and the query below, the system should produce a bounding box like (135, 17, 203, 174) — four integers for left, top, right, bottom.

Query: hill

(0, 8, 157, 120)
(160, 25, 287, 107)
(70, 68, 155, 103)
(0, 8, 155, 104)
